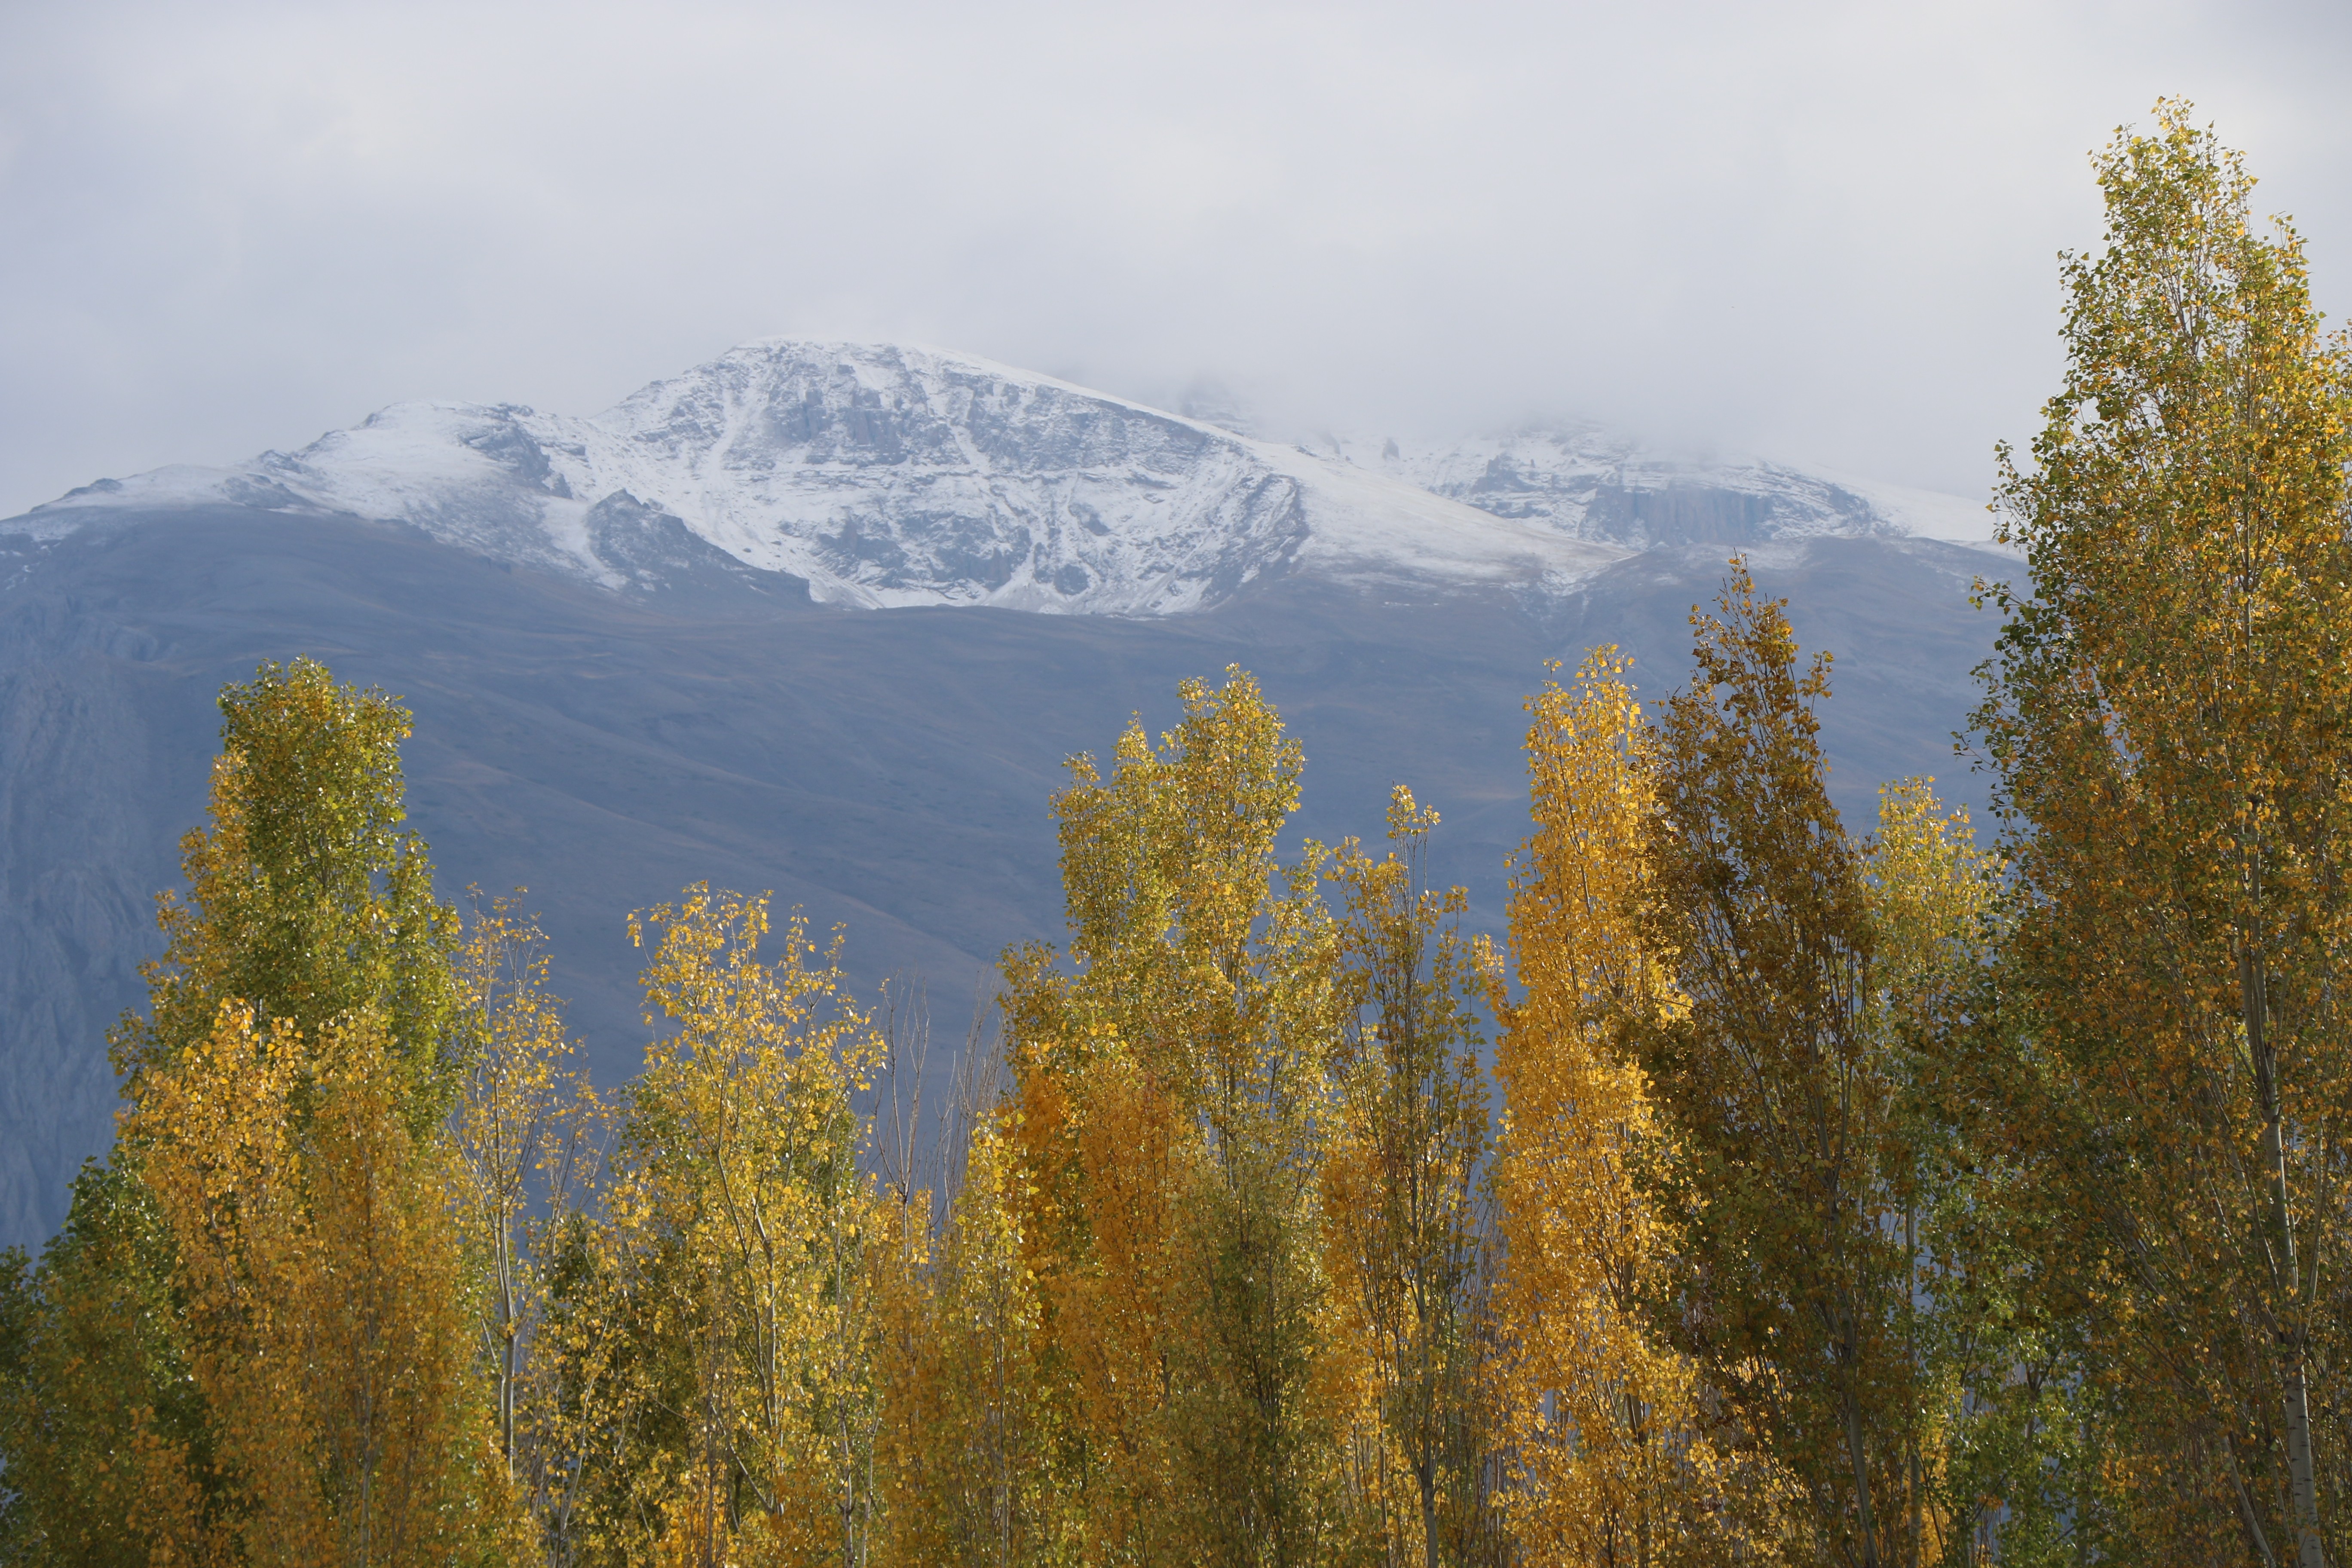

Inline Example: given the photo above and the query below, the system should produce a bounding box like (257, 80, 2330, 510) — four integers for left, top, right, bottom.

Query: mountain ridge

(12, 340, 1996, 616)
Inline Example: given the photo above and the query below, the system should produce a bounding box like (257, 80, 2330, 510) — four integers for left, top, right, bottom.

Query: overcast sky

(3, 1, 2348, 519)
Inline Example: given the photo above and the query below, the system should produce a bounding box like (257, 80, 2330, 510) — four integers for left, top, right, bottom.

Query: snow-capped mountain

(14, 343, 1626, 614)
(1306, 426, 1994, 550)
(0, 338, 2013, 1250)
(12, 340, 1992, 615)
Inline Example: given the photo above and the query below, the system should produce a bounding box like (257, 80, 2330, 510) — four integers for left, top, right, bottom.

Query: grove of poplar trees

(3, 101, 2348, 1567)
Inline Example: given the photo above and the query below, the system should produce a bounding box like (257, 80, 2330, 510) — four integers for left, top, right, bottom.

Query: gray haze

(4, 0, 2350, 519)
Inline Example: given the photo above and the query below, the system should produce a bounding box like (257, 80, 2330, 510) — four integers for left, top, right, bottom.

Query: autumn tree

(997, 667, 1362, 1567)
(451, 896, 606, 1549)
(131, 1001, 527, 1565)
(1488, 649, 1776, 1567)
(876, 1091, 1058, 1568)
(117, 657, 463, 1106)
(1633, 567, 1926, 1568)
(1973, 101, 2352, 1565)
(600, 886, 885, 1568)
(1854, 779, 2103, 1566)
(1323, 788, 1505, 1568)
(524, 1175, 683, 1568)
(862, 982, 1070, 1568)
(0, 658, 486, 1565)
(0, 1158, 212, 1567)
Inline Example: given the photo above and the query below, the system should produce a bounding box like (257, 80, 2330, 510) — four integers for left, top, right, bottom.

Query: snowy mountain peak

(10, 340, 1991, 612)
(1307, 426, 1994, 550)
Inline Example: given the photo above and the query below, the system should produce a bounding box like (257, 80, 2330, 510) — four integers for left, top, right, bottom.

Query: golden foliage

(996, 667, 1365, 1567)
(129, 1001, 524, 1566)
(452, 896, 605, 1548)
(1490, 649, 1769, 1567)
(604, 886, 885, 1568)
(877, 1104, 1058, 1568)
(0, 1164, 216, 1568)
(1, 656, 505, 1568)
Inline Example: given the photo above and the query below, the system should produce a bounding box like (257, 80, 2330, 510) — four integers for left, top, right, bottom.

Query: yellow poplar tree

(117, 657, 462, 1102)
(612, 886, 885, 1568)
(1491, 649, 1772, 1568)
(998, 666, 1359, 1568)
(131, 1001, 524, 1566)
(0, 1165, 214, 1568)
(1323, 787, 1504, 1568)
(877, 1106, 1057, 1568)
(452, 896, 604, 1549)
(2, 658, 479, 1567)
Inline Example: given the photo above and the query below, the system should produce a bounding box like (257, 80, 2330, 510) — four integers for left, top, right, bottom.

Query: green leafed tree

(117, 656, 463, 1109)
(1325, 787, 1506, 1568)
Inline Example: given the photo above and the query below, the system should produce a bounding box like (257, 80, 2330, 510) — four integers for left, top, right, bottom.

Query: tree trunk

(1421, 1456, 1440, 1568)
(2222, 1430, 2281, 1568)
(2286, 1357, 2327, 1568)
(1846, 1366, 1879, 1568)
(2246, 944, 2327, 1568)
(499, 1209, 519, 1479)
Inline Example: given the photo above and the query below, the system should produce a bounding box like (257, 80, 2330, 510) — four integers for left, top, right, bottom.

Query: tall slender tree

(876, 1095, 1057, 1568)
(131, 1001, 527, 1566)
(1974, 101, 2352, 1565)
(1854, 779, 2086, 1566)
(998, 667, 1360, 1568)
(452, 897, 605, 1550)
(1490, 649, 1779, 1568)
(117, 657, 462, 1109)
(605, 886, 886, 1568)
(1, 658, 480, 1566)
(1325, 787, 1504, 1568)
(1636, 567, 1920, 1568)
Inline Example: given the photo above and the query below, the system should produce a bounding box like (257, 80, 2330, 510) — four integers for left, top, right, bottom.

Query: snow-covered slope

(14, 342, 1627, 613)
(1306, 426, 1997, 548)
(12, 340, 1997, 612)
